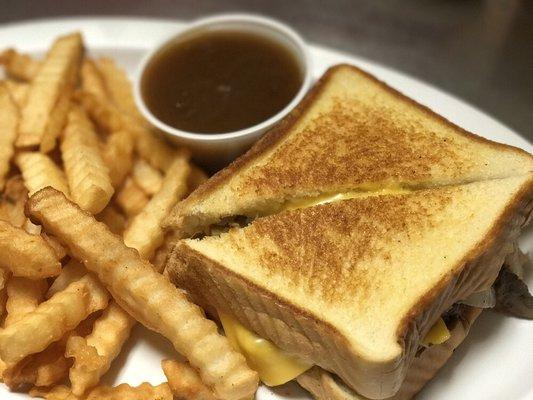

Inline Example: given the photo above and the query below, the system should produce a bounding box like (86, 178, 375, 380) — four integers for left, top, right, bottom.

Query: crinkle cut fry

(16, 32, 82, 152)
(66, 301, 135, 396)
(28, 187, 259, 400)
(0, 83, 18, 190)
(0, 274, 109, 364)
(16, 151, 70, 197)
(0, 220, 61, 279)
(61, 106, 114, 214)
(162, 359, 217, 400)
(124, 157, 190, 260)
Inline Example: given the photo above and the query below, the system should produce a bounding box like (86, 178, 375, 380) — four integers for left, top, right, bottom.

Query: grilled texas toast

(168, 175, 533, 399)
(296, 305, 482, 400)
(166, 65, 533, 235)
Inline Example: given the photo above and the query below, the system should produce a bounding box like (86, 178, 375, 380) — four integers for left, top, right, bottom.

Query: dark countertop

(2, 0, 532, 141)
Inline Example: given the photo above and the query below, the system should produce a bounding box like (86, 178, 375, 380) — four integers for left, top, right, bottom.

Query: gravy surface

(141, 30, 303, 134)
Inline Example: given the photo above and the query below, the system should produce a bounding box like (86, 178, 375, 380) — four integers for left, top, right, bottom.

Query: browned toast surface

(168, 175, 533, 398)
(166, 65, 533, 233)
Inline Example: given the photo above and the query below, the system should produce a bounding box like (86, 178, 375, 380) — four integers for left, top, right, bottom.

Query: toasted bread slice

(296, 306, 481, 400)
(167, 174, 533, 399)
(166, 65, 533, 234)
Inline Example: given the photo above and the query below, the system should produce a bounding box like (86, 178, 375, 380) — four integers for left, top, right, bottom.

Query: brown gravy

(141, 30, 303, 134)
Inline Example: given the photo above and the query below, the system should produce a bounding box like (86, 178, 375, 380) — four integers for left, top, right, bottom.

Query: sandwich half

(164, 65, 533, 400)
(166, 65, 533, 236)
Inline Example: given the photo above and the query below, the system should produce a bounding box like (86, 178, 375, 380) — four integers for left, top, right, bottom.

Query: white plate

(0, 17, 531, 400)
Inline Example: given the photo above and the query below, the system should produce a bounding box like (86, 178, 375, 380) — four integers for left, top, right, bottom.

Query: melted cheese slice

(421, 318, 451, 346)
(219, 188, 450, 384)
(281, 188, 412, 211)
(219, 312, 312, 386)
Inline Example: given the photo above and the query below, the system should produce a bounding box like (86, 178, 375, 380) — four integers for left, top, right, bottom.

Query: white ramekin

(134, 13, 312, 170)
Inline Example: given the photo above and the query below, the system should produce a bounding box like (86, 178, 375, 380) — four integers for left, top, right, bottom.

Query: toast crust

(167, 177, 533, 399)
(297, 306, 482, 400)
(166, 64, 533, 232)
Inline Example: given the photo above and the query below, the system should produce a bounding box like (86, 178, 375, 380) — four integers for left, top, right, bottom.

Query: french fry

(47, 259, 86, 298)
(81, 59, 107, 99)
(124, 157, 190, 259)
(3, 340, 71, 390)
(132, 127, 186, 171)
(115, 178, 149, 217)
(132, 158, 163, 196)
(4, 277, 48, 326)
(97, 57, 144, 122)
(16, 33, 82, 152)
(5, 314, 99, 390)
(5, 79, 30, 107)
(16, 152, 70, 197)
(96, 205, 127, 235)
(67, 301, 135, 395)
(0, 268, 9, 319)
(41, 233, 68, 260)
(188, 165, 209, 194)
(75, 90, 124, 133)
(0, 220, 61, 279)
(0, 49, 42, 81)
(162, 359, 217, 400)
(61, 106, 114, 214)
(0, 83, 18, 189)
(0, 275, 109, 364)
(29, 385, 76, 400)
(101, 130, 134, 189)
(0, 175, 28, 227)
(28, 187, 259, 400)
(86, 382, 173, 400)
(23, 217, 42, 235)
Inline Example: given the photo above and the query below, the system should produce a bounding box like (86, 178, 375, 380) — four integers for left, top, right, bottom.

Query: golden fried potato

(0, 275, 109, 364)
(97, 57, 144, 122)
(41, 233, 68, 260)
(81, 59, 107, 99)
(0, 220, 61, 279)
(28, 187, 259, 400)
(96, 205, 127, 235)
(0, 268, 9, 320)
(16, 33, 82, 152)
(61, 106, 114, 214)
(22, 217, 42, 234)
(0, 48, 42, 81)
(67, 301, 135, 395)
(0, 175, 28, 227)
(5, 277, 48, 326)
(29, 385, 76, 400)
(5, 79, 30, 107)
(0, 83, 18, 189)
(124, 157, 190, 259)
(86, 382, 172, 400)
(132, 158, 163, 196)
(75, 90, 125, 133)
(162, 359, 217, 400)
(16, 152, 70, 197)
(101, 130, 134, 189)
(132, 128, 187, 172)
(115, 178, 149, 217)
(3, 339, 71, 390)
(47, 259, 86, 298)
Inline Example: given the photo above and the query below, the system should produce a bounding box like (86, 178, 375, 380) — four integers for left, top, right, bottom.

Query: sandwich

(163, 65, 533, 400)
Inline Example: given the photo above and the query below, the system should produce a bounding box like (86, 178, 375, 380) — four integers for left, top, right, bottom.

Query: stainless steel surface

(2, 0, 531, 140)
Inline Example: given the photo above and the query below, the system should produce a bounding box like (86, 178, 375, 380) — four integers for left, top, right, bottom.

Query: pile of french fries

(0, 32, 259, 399)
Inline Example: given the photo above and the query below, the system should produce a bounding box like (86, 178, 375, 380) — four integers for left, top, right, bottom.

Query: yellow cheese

(282, 188, 412, 211)
(219, 312, 312, 386)
(421, 318, 451, 346)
